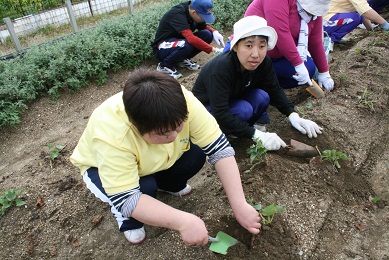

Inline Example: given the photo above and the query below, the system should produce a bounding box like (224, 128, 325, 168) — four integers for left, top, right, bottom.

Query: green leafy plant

(320, 149, 349, 169)
(247, 139, 267, 164)
(358, 88, 376, 111)
(247, 198, 286, 225)
(0, 189, 26, 217)
(48, 143, 65, 170)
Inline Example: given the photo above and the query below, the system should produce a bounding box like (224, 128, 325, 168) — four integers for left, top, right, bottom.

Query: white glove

(213, 31, 225, 47)
(289, 112, 323, 138)
(292, 63, 312, 86)
(318, 71, 334, 91)
(213, 48, 223, 55)
(252, 129, 287, 151)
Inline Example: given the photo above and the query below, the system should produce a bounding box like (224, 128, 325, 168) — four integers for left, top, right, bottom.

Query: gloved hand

(252, 129, 287, 151)
(318, 71, 334, 91)
(292, 63, 312, 86)
(380, 21, 389, 31)
(213, 31, 225, 47)
(289, 112, 323, 138)
(213, 47, 223, 55)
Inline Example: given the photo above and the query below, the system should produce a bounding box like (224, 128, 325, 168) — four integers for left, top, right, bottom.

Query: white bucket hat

(297, 0, 331, 16)
(230, 16, 278, 51)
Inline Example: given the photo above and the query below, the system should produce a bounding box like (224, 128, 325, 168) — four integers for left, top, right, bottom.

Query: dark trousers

(83, 142, 206, 231)
(206, 88, 270, 133)
(271, 56, 316, 89)
(156, 30, 213, 68)
(368, 0, 389, 13)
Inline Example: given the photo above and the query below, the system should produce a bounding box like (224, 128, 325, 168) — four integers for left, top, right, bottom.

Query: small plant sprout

(296, 101, 313, 118)
(0, 189, 26, 217)
(320, 149, 349, 169)
(358, 88, 376, 111)
(247, 198, 286, 225)
(247, 139, 267, 164)
(370, 196, 381, 203)
(48, 144, 65, 170)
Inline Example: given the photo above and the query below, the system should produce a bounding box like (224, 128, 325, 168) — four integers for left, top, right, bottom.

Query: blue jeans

(156, 30, 213, 68)
(271, 56, 316, 89)
(206, 88, 270, 133)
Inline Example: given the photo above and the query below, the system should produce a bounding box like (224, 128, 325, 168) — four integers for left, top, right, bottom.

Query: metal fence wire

(0, 0, 136, 43)
(0, 0, 140, 58)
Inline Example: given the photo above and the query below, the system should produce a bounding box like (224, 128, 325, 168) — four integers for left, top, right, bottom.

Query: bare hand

(233, 203, 262, 234)
(179, 213, 209, 246)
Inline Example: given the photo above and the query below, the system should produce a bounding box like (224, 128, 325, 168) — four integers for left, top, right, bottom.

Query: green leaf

(253, 204, 262, 211)
(371, 196, 381, 203)
(5, 190, 17, 201)
(15, 198, 26, 207)
(275, 205, 286, 213)
(2, 200, 10, 208)
(262, 204, 276, 217)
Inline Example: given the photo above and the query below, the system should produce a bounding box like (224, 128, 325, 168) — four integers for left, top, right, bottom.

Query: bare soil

(1, 21, 389, 259)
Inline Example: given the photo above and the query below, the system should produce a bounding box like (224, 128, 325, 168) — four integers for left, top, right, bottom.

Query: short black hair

(123, 68, 188, 135)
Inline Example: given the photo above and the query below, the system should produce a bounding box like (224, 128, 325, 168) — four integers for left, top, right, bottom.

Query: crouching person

(70, 68, 261, 245)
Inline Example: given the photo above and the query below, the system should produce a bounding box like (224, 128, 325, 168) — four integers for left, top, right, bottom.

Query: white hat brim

(230, 27, 278, 50)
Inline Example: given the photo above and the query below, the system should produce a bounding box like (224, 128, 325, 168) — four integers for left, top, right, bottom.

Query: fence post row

(1, 0, 135, 58)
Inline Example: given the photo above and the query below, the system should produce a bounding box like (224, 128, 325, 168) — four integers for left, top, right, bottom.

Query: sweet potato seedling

(48, 144, 65, 170)
(0, 189, 26, 217)
(247, 139, 267, 164)
(320, 149, 349, 169)
(247, 198, 286, 225)
(358, 88, 375, 111)
(370, 196, 381, 203)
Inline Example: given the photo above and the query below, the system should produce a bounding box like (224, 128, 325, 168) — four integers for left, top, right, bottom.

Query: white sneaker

(358, 23, 378, 30)
(157, 63, 183, 79)
(159, 184, 192, 197)
(178, 59, 200, 70)
(124, 227, 146, 245)
(339, 37, 350, 43)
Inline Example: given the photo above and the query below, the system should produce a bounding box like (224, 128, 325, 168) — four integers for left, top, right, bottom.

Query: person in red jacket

(151, 0, 224, 79)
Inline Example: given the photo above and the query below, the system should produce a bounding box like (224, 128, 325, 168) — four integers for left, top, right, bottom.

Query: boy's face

(141, 122, 185, 144)
(233, 36, 268, 71)
(190, 10, 205, 23)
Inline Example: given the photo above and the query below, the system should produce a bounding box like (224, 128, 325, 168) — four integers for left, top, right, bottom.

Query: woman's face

(233, 36, 268, 71)
(140, 122, 185, 144)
